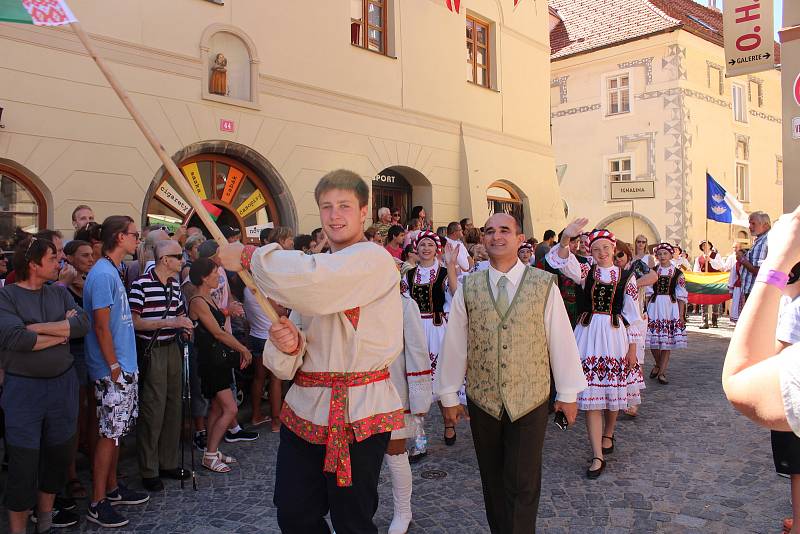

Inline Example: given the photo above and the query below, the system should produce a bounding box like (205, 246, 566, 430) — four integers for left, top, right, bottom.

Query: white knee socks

(386, 452, 413, 534)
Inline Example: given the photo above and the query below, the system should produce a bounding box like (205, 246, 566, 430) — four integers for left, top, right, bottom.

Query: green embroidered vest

(463, 267, 555, 421)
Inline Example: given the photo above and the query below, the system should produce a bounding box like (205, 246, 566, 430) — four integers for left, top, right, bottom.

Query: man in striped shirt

(128, 240, 193, 491)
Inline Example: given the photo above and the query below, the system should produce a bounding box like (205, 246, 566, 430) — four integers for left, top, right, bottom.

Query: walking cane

(181, 341, 197, 490)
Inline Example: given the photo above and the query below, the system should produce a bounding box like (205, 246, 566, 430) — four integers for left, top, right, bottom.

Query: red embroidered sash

(293, 368, 391, 487)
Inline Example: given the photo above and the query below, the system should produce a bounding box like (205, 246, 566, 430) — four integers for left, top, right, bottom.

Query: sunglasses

(614, 252, 627, 259)
(635, 240, 647, 244)
(392, 213, 400, 217)
(23, 236, 38, 261)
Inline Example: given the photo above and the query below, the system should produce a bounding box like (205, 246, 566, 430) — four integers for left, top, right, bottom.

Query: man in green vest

(437, 213, 587, 534)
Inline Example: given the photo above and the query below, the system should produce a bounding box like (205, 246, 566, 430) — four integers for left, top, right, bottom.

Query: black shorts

(772, 430, 800, 475)
(198, 352, 235, 399)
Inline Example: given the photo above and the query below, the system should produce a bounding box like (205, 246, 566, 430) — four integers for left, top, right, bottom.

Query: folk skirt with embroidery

(421, 317, 466, 405)
(645, 295, 687, 350)
(575, 314, 644, 411)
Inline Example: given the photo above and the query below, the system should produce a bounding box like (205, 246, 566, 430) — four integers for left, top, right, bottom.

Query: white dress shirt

(436, 260, 587, 406)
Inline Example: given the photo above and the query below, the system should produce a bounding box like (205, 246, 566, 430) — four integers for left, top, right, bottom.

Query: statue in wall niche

(209, 53, 228, 96)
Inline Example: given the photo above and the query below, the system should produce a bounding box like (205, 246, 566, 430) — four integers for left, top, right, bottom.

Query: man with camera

(129, 240, 193, 491)
(436, 213, 586, 534)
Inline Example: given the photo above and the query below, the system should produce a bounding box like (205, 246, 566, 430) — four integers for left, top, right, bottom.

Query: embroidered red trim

(343, 307, 360, 330)
(406, 370, 432, 377)
(289, 368, 403, 487)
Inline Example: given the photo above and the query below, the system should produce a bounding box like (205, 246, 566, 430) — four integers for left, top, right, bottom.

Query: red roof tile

(550, 0, 780, 63)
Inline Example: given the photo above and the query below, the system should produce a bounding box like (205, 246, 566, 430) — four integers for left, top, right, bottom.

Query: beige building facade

(0, 0, 562, 245)
(549, 0, 783, 255)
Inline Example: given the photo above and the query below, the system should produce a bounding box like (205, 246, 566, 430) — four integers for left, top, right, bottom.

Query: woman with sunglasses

(644, 243, 688, 385)
(633, 235, 655, 268)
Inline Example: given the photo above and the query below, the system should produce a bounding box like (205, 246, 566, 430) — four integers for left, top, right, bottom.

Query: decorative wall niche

(200, 24, 260, 110)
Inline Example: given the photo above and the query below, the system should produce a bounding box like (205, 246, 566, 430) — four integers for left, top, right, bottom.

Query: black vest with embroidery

(577, 265, 634, 328)
(407, 265, 448, 326)
(650, 268, 681, 304)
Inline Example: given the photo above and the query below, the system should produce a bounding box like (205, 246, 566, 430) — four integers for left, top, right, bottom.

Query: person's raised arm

(722, 210, 800, 431)
(636, 270, 657, 287)
(445, 242, 461, 296)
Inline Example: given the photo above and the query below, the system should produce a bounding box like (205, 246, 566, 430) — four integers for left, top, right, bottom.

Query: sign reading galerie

(610, 181, 655, 200)
(723, 0, 775, 77)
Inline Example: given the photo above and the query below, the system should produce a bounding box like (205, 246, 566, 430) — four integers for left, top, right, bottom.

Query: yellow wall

(0, 0, 560, 238)
(551, 29, 782, 259)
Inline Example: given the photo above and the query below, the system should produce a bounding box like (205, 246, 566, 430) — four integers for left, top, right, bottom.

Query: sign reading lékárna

(724, 0, 775, 77)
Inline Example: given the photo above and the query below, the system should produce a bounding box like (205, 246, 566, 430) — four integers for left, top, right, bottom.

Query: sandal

(215, 450, 238, 464)
(444, 425, 457, 446)
(67, 478, 87, 499)
(624, 406, 639, 417)
(602, 435, 615, 454)
(649, 366, 660, 379)
(202, 453, 231, 473)
(250, 416, 272, 428)
(658, 373, 669, 385)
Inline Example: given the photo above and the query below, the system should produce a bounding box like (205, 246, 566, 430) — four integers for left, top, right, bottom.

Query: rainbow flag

(0, 0, 77, 26)
(684, 271, 731, 305)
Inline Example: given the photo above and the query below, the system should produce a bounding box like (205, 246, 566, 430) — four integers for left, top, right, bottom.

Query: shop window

(466, 16, 491, 88)
(147, 154, 279, 244)
(0, 164, 46, 249)
(486, 182, 524, 229)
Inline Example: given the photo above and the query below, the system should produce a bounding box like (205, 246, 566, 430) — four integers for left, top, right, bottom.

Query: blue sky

(695, 0, 783, 37)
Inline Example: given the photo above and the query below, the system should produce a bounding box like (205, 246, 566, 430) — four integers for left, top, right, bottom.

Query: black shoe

(87, 499, 129, 528)
(587, 457, 606, 479)
(408, 451, 428, 463)
(142, 476, 164, 491)
(106, 482, 150, 506)
(31, 508, 80, 528)
(54, 496, 76, 511)
(601, 435, 615, 454)
(444, 425, 456, 446)
(159, 467, 191, 480)
(193, 430, 207, 451)
(224, 429, 259, 442)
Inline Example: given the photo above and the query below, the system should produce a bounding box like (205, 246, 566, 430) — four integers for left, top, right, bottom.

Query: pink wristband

(755, 269, 790, 290)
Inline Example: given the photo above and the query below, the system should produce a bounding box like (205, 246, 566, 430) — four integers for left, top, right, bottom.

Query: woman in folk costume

(546, 220, 645, 479)
(517, 242, 534, 266)
(728, 247, 748, 324)
(384, 289, 433, 534)
(645, 243, 688, 384)
(401, 230, 462, 445)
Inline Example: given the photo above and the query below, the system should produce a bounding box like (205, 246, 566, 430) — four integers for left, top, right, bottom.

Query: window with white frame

(732, 84, 747, 123)
(608, 157, 632, 182)
(606, 74, 631, 115)
(735, 138, 750, 202)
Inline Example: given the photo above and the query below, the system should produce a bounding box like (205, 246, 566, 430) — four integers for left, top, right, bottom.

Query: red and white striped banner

(445, 0, 460, 14)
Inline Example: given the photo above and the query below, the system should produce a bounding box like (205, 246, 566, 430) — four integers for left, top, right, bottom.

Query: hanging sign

(182, 162, 207, 200)
(236, 189, 266, 219)
(155, 181, 192, 215)
(246, 223, 274, 239)
(220, 167, 245, 204)
(724, 0, 775, 77)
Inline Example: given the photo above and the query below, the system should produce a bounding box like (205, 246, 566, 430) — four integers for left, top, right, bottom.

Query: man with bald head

(128, 239, 193, 491)
(436, 213, 587, 533)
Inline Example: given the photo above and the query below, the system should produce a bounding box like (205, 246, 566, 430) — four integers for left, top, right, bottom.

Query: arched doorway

(595, 212, 660, 246)
(372, 168, 413, 223)
(146, 154, 280, 244)
(486, 182, 524, 230)
(0, 162, 47, 249)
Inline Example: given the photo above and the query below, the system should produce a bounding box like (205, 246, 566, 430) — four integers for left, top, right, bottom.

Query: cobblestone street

(0, 317, 790, 533)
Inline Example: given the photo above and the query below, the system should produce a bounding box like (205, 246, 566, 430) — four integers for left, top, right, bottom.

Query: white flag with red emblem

(0, 0, 77, 26)
(445, 0, 461, 14)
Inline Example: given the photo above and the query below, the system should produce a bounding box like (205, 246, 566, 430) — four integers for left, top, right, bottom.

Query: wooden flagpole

(69, 21, 280, 323)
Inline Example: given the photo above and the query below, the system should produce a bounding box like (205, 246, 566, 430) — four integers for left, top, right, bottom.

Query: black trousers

(468, 399, 549, 534)
(274, 425, 390, 534)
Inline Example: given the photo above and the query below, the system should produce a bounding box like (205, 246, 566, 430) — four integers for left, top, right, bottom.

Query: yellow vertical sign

(220, 168, 245, 204)
(182, 162, 207, 200)
(236, 189, 266, 219)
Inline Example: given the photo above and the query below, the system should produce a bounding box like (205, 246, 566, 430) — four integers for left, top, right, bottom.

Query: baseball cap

(197, 240, 219, 258)
(221, 225, 241, 239)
